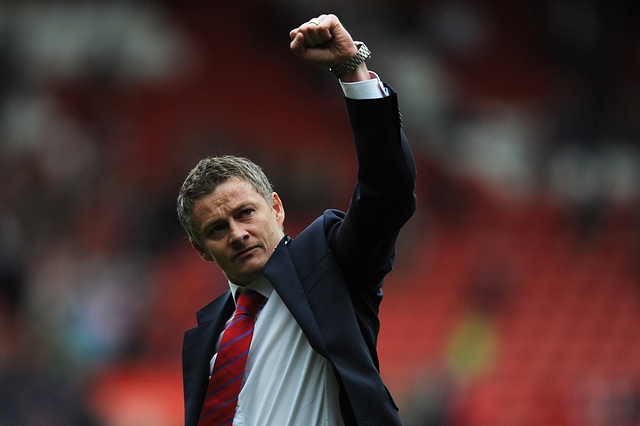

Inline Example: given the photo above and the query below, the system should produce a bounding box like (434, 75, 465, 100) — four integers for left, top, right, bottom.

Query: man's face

(190, 177, 285, 286)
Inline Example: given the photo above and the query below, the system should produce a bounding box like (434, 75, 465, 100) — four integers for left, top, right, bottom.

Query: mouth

(234, 245, 259, 260)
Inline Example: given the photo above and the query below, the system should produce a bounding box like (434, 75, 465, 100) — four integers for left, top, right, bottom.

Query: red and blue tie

(198, 290, 265, 425)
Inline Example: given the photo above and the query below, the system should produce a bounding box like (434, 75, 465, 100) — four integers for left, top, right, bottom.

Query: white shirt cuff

(339, 71, 388, 100)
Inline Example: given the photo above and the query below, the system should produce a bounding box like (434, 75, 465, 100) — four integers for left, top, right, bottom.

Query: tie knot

(236, 290, 265, 317)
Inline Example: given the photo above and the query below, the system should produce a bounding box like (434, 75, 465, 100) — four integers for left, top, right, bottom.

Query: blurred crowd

(0, 1, 639, 425)
(0, 2, 192, 424)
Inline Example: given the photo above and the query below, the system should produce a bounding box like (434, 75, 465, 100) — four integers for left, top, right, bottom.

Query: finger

(308, 14, 327, 26)
(289, 32, 306, 57)
(289, 16, 318, 41)
(291, 15, 334, 50)
(299, 15, 333, 45)
(303, 29, 325, 47)
(303, 26, 333, 47)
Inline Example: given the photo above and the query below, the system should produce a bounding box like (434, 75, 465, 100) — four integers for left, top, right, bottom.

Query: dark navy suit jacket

(182, 85, 417, 426)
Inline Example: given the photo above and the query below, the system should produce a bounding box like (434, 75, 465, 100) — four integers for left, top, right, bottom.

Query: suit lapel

(264, 237, 328, 358)
(182, 292, 234, 426)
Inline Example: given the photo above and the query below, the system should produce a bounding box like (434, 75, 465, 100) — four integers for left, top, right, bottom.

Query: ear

(271, 192, 285, 230)
(190, 239, 215, 262)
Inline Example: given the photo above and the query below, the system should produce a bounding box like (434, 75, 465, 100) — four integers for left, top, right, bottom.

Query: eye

(240, 209, 254, 218)
(209, 223, 227, 236)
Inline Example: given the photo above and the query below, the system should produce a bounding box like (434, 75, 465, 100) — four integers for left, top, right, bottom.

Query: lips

(234, 246, 259, 260)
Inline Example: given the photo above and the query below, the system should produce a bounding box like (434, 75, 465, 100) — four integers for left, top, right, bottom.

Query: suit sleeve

(334, 83, 417, 289)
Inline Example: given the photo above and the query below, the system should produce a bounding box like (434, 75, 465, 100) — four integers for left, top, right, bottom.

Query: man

(178, 13, 417, 426)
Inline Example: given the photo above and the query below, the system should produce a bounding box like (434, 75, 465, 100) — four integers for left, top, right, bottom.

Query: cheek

(266, 222, 283, 247)
(206, 243, 226, 262)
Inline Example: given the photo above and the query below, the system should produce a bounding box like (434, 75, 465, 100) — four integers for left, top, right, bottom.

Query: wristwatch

(330, 41, 371, 79)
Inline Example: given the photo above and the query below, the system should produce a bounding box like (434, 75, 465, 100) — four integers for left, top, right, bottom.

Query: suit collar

(195, 290, 234, 325)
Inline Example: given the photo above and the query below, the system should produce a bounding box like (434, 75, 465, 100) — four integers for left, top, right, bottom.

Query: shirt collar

(228, 275, 273, 304)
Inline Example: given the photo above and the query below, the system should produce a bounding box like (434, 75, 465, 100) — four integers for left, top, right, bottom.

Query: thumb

(290, 31, 305, 55)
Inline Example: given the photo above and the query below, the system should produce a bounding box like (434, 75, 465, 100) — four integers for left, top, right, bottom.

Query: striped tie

(198, 290, 265, 425)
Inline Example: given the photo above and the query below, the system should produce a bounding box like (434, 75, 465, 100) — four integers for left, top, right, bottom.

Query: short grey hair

(177, 155, 273, 243)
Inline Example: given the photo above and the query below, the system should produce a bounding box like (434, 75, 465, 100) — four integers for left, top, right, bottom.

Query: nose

(228, 220, 248, 245)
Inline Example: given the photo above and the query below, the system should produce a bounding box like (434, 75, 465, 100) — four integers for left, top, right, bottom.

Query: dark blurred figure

(0, 317, 101, 425)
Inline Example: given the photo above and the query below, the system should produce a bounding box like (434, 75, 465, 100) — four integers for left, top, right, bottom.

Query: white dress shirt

(210, 73, 388, 425)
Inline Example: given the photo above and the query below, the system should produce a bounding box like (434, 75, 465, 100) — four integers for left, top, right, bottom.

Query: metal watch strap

(330, 41, 371, 79)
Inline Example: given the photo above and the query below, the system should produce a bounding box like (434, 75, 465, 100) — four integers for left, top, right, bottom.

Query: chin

(231, 254, 269, 283)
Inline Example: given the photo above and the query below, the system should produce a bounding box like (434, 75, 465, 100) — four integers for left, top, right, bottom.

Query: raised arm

(290, 14, 417, 289)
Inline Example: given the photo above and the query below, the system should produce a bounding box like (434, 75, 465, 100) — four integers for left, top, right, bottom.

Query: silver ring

(309, 19, 320, 25)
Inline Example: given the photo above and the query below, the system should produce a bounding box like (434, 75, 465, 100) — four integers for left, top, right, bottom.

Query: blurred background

(0, 0, 639, 425)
